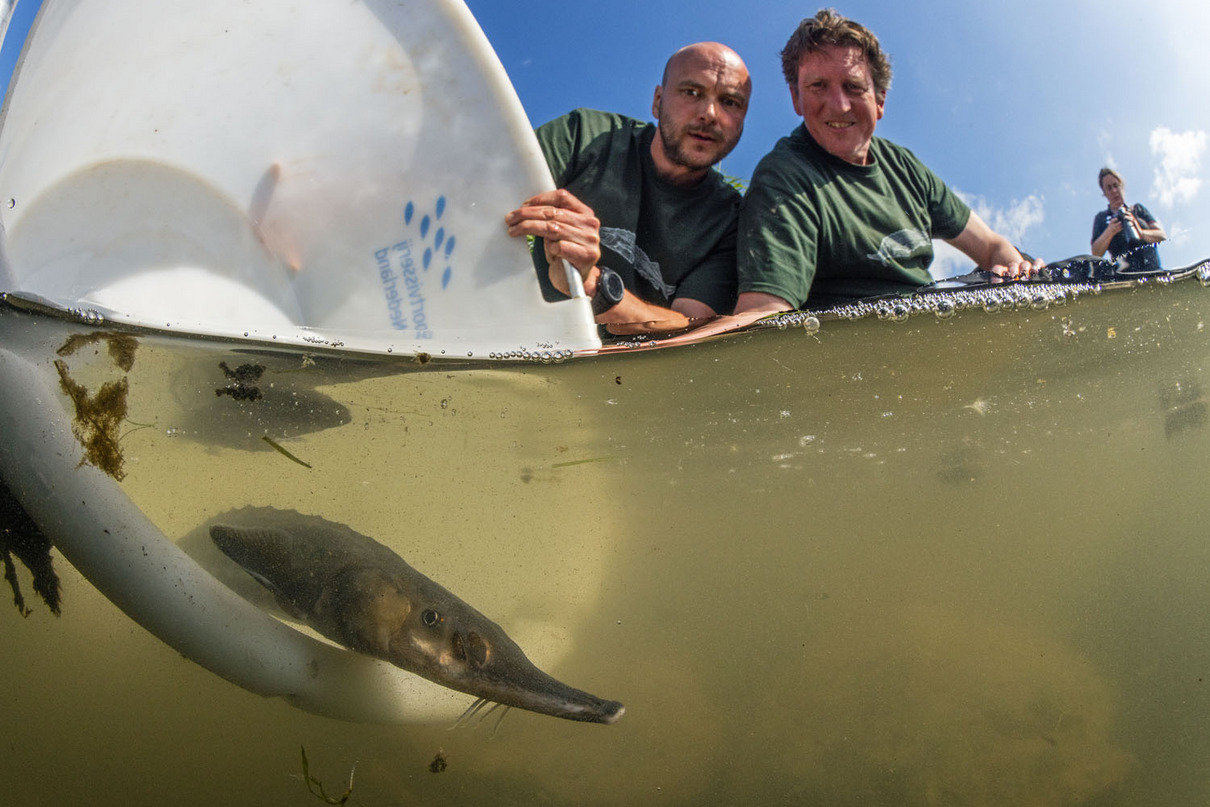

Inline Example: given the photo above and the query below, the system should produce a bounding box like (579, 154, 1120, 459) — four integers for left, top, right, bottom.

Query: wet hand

(989, 256, 1046, 280)
(504, 189, 601, 276)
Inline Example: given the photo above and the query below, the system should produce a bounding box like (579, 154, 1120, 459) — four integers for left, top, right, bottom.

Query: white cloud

(929, 240, 969, 280)
(973, 194, 1046, 245)
(1165, 221, 1194, 249)
(1149, 127, 1206, 208)
(929, 193, 1046, 280)
(956, 192, 1046, 245)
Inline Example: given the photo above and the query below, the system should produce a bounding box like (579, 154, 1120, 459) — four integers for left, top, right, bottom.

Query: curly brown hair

(780, 9, 892, 96)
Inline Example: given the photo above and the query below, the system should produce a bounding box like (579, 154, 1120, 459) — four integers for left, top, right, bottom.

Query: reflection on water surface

(3, 271, 1210, 804)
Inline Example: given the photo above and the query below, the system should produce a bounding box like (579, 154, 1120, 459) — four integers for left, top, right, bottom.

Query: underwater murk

(3, 270, 1210, 805)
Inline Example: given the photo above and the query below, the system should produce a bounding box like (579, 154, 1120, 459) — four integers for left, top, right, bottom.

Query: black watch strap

(591, 267, 625, 315)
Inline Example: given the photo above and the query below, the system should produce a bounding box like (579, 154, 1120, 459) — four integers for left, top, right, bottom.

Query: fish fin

(209, 523, 307, 617)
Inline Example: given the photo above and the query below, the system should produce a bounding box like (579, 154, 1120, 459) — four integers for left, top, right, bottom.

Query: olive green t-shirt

(533, 108, 740, 315)
(738, 124, 971, 309)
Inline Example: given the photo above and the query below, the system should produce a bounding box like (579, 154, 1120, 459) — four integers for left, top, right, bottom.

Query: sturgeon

(209, 508, 623, 725)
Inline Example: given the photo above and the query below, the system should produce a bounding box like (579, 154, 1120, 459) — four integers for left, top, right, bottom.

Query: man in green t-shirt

(735, 10, 1043, 315)
(505, 42, 751, 334)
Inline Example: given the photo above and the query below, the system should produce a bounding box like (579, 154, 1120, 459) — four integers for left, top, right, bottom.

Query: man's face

(1101, 175, 1126, 209)
(651, 45, 750, 177)
(790, 44, 884, 166)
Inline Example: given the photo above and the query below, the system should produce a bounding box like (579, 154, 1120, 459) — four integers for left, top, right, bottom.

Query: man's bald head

(661, 42, 751, 96)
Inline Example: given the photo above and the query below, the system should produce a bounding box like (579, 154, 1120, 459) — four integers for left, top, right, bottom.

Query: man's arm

(733, 291, 794, 315)
(946, 211, 1044, 278)
(505, 189, 704, 335)
(586, 267, 693, 335)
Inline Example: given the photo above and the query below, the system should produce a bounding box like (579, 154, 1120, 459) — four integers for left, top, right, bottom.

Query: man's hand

(505, 190, 602, 291)
(948, 211, 1045, 280)
(987, 254, 1047, 280)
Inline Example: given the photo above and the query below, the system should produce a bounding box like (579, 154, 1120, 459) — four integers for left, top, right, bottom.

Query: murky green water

(3, 274, 1210, 805)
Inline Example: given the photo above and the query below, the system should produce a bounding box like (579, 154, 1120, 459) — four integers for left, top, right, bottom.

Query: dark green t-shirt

(533, 108, 740, 315)
(738, 124, 971, 309)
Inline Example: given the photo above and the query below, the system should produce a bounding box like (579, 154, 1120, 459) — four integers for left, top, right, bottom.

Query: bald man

(506, 43, 751, 334)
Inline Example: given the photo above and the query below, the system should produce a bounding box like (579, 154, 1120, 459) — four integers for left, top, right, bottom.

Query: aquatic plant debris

(0, 477, 61, 617)
(261, 436, 313, 468)
(215, 361, 264, 401)
(298, 745, 360, 806)
(54, 329, 145, 479)
(55, 361, 128, 480)
(55, 330, 138, 372)
(52, 332, 141, 481)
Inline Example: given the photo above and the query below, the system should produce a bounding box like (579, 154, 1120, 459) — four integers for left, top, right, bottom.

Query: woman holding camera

(1091, 167, 1167, 272)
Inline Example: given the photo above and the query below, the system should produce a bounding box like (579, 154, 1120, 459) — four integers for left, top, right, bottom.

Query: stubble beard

(657, 119, 722, 172)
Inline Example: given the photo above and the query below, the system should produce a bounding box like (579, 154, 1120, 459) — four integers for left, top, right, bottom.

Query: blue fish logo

(403, 197, 456, 289)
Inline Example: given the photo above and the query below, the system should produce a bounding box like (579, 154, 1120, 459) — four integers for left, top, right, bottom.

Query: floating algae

(53, 331, 141, 481)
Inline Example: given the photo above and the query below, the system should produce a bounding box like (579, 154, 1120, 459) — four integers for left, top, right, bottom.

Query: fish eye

(422, 609, 441, 627)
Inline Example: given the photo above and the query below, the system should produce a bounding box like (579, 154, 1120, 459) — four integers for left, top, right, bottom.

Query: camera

(1114, 206, 1140, 243)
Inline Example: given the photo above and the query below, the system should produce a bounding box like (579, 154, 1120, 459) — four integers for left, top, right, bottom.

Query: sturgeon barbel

(209, 507, 623, 725)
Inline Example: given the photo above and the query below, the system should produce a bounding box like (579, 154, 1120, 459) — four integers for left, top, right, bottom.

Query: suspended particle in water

(429, 750, 448, 774)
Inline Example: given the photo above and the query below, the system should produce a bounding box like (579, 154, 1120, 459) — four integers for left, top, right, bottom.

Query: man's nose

(824, 86, 851, 111)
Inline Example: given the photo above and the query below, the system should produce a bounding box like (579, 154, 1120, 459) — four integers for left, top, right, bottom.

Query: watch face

(591, 268, 625, 315)
(602, 269, 625, 303)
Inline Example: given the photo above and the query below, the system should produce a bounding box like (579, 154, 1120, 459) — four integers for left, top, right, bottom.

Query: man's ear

(651, 85, 662, 120)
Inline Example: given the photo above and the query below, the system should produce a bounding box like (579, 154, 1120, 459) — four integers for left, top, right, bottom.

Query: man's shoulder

(868, 135, 931, 175)
(750, 127, 823, 185)
(539, 108, 650, 140)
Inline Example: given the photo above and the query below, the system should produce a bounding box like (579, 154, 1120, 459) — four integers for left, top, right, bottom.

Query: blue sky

(4, 0, 1209, 273)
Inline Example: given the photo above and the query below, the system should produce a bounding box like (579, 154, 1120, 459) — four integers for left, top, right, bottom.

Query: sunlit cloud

(969, 194, 1045, 245)
(1149, 127, 1206, 208)
(1166, 222, 1193, 249)
(929, 241, 969, 280)
(929, 193, 1046, 279)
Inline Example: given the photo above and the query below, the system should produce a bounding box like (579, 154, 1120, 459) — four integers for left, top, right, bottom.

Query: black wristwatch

(591, 267, 625, 315)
